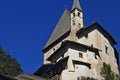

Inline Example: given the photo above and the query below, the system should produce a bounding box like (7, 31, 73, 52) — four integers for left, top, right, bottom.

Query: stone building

(34, 0, 119, 80)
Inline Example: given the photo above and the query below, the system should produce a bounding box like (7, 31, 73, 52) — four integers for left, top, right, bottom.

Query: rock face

(0, 75, 16, 80)
(34, 0, 119, 80)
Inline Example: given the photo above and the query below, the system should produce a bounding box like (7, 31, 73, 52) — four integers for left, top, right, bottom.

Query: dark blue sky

(0, 0, 120, 74)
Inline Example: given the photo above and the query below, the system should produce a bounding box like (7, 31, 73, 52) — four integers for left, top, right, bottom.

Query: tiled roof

(43, 9, 71, 50)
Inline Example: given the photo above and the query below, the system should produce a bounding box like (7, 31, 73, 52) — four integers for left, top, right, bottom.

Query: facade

(34, 0, 119, 80)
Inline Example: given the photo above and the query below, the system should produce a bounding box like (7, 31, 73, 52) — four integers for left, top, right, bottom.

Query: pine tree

(0, 46, 23, 77)
(100, 63, 120, 80)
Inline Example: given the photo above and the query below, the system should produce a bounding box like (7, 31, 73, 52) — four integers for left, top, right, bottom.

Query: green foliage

(81, 63, 120, 80)
(0, 46, 23, 77)
(100, 63, 120, 80)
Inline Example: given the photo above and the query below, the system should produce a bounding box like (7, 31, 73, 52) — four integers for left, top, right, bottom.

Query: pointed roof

(43, 9, 71, 50)
(72, 0, 82, 11)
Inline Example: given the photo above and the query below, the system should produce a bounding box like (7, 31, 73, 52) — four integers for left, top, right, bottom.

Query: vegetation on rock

(0, 46, 23, 77)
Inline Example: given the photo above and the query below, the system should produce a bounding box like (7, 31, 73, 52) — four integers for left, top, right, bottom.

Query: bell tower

(71, 0, 83, 31)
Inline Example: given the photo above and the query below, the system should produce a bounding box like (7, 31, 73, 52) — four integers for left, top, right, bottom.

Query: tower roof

(72, 0, 82, 11)
(43, 9, 71, 50)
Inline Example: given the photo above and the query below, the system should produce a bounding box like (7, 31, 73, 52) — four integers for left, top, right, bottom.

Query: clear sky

(0, 0, 120, 74)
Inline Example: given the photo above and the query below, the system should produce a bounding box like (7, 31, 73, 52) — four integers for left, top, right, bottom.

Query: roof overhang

(47, 40, 100, 62)
(34, 57, 69, 78)
(73, 60, 91, 69)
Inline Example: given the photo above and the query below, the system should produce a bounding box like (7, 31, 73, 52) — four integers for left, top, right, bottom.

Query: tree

(82, 63, 120, 80)
(0, 46, 23, 77)
(100, 63, 120, 80)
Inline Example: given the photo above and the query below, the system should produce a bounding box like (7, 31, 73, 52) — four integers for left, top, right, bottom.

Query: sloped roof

(77, 22, 117, 45)
(43, 9, 71, 50)
(34, 64, 54, 78)
(72, 0, 82, 11)
(34, 57, 69, 78)
(73, 60, 91, 69)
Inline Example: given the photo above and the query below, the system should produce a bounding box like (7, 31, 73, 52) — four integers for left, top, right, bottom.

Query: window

(79, 52, 83, 58)
(72, 20, 75, 26)
(76, 66, 78, 69)
(91, 44, 93, 47)
(73, 12, 75, 17)
(105, 46, 108, 54)
(53, 48, 55, 51)
(78, 12, 80, 17)
(77, 77, 79, 80)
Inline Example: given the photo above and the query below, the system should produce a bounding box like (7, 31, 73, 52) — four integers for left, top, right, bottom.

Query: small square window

(91, 44, 93, 47)
(53, 48, 55, 51)
(105, 46, 108, 54)
(78, 12, 80, 17)
(72, 20, 75, 26)
(76, 66, 78, 69)
(79, 52, 83, 58)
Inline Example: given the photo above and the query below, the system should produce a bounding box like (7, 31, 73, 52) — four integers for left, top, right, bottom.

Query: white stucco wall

(61, 48, 95, 80)
(75, 64, 90, 77)
(68, 48, 87, 61)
